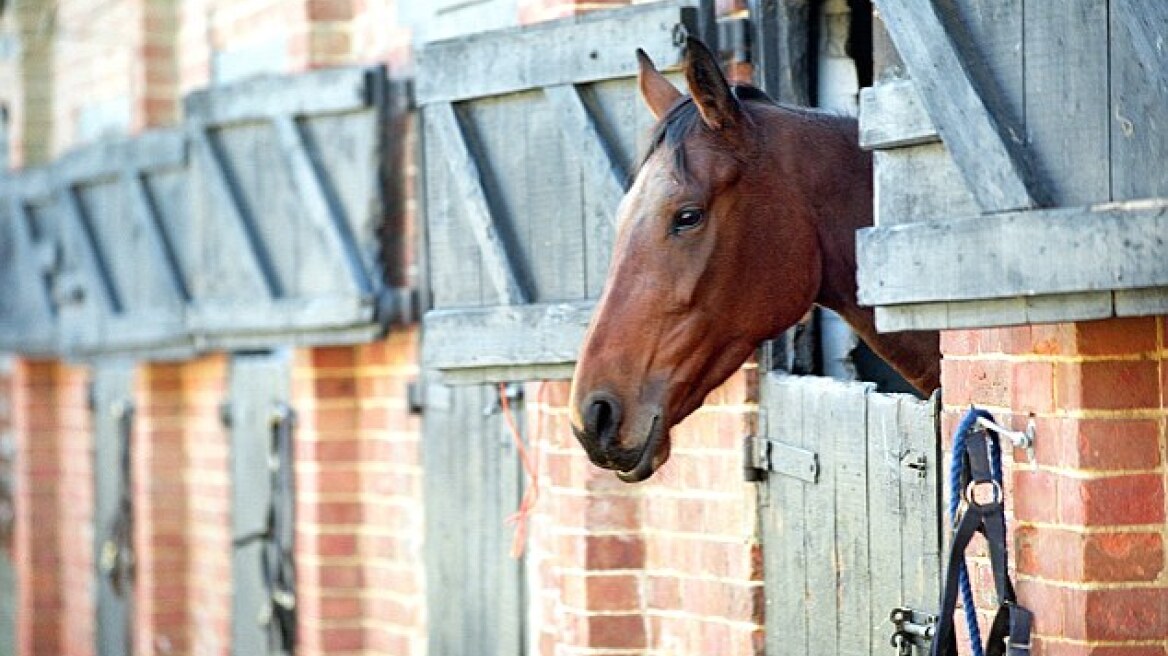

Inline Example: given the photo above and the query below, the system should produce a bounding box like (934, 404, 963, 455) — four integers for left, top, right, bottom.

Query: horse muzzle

(571, 391, 666, 482)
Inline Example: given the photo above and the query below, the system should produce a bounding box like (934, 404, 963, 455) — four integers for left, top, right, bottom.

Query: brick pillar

(306, 0, 355, 68)
(12, 360, 93, 656)
(133, 363, 190, 656)
(183, 354, 231, 656)
(292, 327, 425, 656)
(940, 317, 1168, 655)
(13, 1, 54, 164)
(138, 0, 180, 129)
(528, 367, 764, 655)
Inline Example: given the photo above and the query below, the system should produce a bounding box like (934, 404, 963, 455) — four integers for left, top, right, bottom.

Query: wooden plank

(189, 127, 279, 300)
(831, 383, 873, 656)
(414, 3, 696, 105)
(124, 170, 191, 302)
(747, 0, 812, 105)
(184, 65, 375, 125)
(858, 79, 938, 150)
(427, 102, 529, 305)
(60, 186, 122, 314)
(762, 373, 810, 655)
(865, 392, 906, 651)
(1024, 0, 1109, 206)
(272, 114, 370, 294)
(1109, 0, 1168, 201)
(857, 200, 1168, 306)
(898, 392, 941, 612)
(422, 301, 594, 371)
(873, 146, 978, 227)
(4, 196, 56, 323)
(873, 292, 1117, 332)
(872, 0, 1040, 211)
(92, 362, 135, 656)
(55, 129, 186, 183)
(1116, 287, 1168, 318)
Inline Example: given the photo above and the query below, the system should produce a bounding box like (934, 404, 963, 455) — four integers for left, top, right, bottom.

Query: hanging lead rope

(930, 407, 1033, 656)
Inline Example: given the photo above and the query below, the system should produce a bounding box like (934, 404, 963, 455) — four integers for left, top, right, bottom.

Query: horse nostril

(583, 392, 622, 449)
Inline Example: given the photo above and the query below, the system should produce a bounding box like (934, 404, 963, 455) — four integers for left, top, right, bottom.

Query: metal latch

(743, 435, 818, 484)
(890, 607, 936, 655)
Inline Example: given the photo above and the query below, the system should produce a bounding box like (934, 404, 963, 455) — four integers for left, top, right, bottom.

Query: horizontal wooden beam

(56, 129, 186, 183)
(858, 79, 939, 150)
(184, 65, 378, 125)
(415, 3, 696, 105)
(422, 301, 595, 373)
(858, 198, 1168, 306)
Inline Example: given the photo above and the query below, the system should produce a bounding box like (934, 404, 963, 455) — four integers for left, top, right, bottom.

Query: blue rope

(949, 407, 1005, 656)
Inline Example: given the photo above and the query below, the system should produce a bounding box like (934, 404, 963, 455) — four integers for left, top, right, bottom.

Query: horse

(568, 38, 940, 483)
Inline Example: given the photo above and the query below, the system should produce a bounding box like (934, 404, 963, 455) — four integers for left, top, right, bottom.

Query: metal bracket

(743, 435, 819, 484)
(890, 607, 936, 655)
(975, 415, 1037, 463)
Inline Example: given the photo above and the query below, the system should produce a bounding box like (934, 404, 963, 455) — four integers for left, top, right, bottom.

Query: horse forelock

(631, 85, 774, 187)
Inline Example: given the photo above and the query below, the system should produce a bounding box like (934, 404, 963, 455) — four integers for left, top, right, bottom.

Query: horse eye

(671, 208, 705, 233)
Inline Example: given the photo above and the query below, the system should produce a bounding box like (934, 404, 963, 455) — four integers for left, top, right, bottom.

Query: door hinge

(743, 435, 819, 484)
(890, 607, 936, 655)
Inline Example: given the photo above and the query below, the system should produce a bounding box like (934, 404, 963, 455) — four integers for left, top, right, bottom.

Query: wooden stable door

(422, 383, 526, 655)
(227, 352, 295, 656)
(756, 374, 941, 655)
(92, 362, 136, 656)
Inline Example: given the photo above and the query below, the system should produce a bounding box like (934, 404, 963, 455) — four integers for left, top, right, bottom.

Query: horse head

(568, 39, 829, 482)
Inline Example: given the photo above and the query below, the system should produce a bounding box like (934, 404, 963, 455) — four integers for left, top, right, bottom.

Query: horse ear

(637, 48, 682, 120)
(683, 37, 741, 131)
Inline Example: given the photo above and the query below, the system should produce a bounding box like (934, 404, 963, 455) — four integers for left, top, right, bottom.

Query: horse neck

(763, 106, 941, 393)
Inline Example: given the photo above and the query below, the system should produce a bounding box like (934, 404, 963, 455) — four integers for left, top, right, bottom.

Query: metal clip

(889, 607, 936, 655)
(975, 415, 1037, 462)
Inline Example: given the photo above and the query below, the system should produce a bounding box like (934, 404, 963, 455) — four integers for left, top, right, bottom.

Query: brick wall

(291, 328, 426, 656)
(940, 317, 1168, 656)
(526, 368, 764, 655)
(12, 360, 94, 656)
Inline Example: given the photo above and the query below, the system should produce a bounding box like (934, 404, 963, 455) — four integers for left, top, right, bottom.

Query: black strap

(264, 405, 297, 655)
(102, 403, 135, 599)
(931, 428, 1033, 656)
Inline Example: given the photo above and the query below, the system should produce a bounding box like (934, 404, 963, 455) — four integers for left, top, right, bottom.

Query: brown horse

(568, 38, 940, 483)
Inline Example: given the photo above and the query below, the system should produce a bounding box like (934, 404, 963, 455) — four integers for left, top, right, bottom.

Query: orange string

(499, 382, 541, 558)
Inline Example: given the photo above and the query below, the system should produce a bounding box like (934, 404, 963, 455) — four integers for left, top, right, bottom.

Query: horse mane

(630, 84, 786, 185)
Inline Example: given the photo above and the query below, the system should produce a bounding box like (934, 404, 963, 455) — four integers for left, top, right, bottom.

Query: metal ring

(964, 479, 1003, 507)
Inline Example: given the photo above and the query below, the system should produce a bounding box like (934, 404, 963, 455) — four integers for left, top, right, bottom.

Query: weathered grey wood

(1024, 0, 1109, 206)
(544, 83, 623, 288)
(0, 195, 56, 341)
(55, 129, 186, 183)
(124, 171, 190, 302)
(832, 384, 873, 656)
(873, 146, 978, 227)
(228, 353, 291, 656)
(1109, 0, 1168, 201)
(184, 66, 373, 125)
(423, 301, 594, 373)
(59, 186, 122, 314)
(858, 79, 938, 150)
(423, 384, 525, 656)
(436, 363, 577, 386)
(872, 0, 1039, 211)
(427, 101, 529, 305)
(748, 0, 812, 105)
(762, 374, 810, 654)
(189, 295, 370, 334)
(897, 392, 941, 616)
(92, 362, 135, 656)
(272, 114, 370, 295)
(190, 127, 279, 300)
(873, 292, 1117, 332)
(858, 200, 1168, 306)
(865, 392, 906, 651)
(1116, 288, 1168, 318)
(414, 2, 696, 104)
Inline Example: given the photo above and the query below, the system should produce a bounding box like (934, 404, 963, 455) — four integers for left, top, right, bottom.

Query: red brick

(586, 613, 646, 649)
(586, 574, 641, 611)
(1072, 317, 1160, 356)
(1058, 473, 1165, 526)
(940, 358, 1011, 407)
(1032, 417, 1164, 470)
(1057, 359, 1161, 411)
(1031, 639, 1167, 656)
(1016, 525, 1164, 582)
(585, 534, 644, 570)
(1009, 361, 1055, 414)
